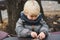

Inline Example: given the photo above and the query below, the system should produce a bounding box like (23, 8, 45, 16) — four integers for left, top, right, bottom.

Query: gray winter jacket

(15, 12, 49, 37)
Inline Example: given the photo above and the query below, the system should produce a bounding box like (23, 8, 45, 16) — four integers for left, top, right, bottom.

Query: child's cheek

(27, 16, 32, 20)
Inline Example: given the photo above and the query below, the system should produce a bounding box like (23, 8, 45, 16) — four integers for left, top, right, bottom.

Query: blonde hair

(23, 0, 40, 16)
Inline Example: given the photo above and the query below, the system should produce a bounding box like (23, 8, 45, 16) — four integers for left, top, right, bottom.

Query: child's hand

(31, 32, 37, 38)
(38, 32, 45, 40)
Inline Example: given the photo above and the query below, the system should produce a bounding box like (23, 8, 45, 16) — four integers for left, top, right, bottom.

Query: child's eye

(30, 15, 37, 17)
(30, 15, 38, 17)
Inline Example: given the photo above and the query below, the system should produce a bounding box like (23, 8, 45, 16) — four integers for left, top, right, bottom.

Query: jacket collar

(20, 11, 42, 24)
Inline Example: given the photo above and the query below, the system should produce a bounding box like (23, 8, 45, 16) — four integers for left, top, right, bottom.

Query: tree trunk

(0, 10, 3, 23)
(6, 0, 19, 34)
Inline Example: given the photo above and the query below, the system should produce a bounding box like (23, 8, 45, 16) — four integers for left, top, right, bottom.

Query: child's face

(26, 14, 39, 20)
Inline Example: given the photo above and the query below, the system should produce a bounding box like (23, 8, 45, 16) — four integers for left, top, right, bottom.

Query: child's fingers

(37, 34, 43, 40)
(31, 32, 38, 38)
(33, 34, 37, 38)
(31, 33, 37, 38)
(38, 32, 46, 39)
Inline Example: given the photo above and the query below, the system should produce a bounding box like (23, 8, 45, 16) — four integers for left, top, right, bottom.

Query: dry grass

(44, 11, 60, 17)
(0, 18, 8, 31)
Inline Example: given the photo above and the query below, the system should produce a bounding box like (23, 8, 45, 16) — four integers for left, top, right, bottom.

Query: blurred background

(0, 0, 60, 35)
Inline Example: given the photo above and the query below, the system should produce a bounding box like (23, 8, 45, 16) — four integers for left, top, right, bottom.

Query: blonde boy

(15, 0, 49, 40)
